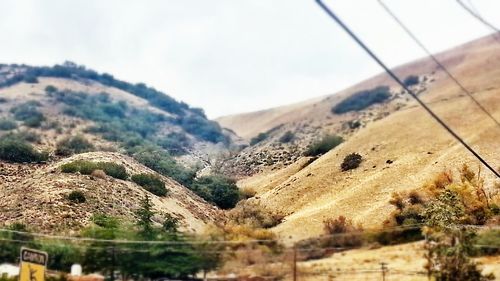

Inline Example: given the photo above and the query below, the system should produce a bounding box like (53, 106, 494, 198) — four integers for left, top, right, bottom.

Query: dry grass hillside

(0, 152, 222, 233)
(231, 35, 500, 242)
(217, 35, 499, 141)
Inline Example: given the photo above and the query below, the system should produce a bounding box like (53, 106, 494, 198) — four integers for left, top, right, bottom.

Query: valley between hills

(0, 34, 499, 279)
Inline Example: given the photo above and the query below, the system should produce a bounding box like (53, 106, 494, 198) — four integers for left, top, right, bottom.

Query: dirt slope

(234, 35, 500, 241)
(0, 152, 223, 233)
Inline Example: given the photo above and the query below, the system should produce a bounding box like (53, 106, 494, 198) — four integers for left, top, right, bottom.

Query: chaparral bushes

(67, 190, 86, 203)
(341, 153, 362, 171)
(55, 135, 95, 156)
(0, 118, 17, 131)
(403, 75, 419, 87)
(191, 175, 241, 209)
(131, 173, 167, 196)
(304, 135, 344, 156)
(10, 101, 45, 127)
(332, 86, 391, 114)
(60, 160, 128, 180)
(0, 135, 48, 163)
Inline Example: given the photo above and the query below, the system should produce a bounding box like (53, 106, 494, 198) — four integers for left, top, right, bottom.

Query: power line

(0, 224, 423, 246)
(0, 224, 496, 247)
(456, 0, 500, 43)
(378, 0, 500, 128)
(314, 0, 500, 179)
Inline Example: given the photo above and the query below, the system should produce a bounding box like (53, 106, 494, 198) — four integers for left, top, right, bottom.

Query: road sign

(19, 247, 48, 281)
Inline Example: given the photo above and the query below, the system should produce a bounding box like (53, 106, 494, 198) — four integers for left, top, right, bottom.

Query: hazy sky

(1, 0, 499, 118)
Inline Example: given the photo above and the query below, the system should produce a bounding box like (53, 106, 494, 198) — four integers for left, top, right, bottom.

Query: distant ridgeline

(0, 62, 228, 144)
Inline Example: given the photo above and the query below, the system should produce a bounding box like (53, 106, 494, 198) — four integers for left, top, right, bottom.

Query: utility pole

(109, 246, 116, 281)
(380, 262, 388, 281)
(293, 244, 297, 281)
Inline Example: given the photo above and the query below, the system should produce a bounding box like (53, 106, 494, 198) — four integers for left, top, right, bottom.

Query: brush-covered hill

(0, 62, 237, 233)
(225, 35, 500, 241)
(217, 35, 499, 177)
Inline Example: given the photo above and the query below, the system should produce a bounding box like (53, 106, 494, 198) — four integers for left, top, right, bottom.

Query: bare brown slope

(0, 152, 223, 233)
(216, 35, 499, 140)
(238, 35, 500, 242)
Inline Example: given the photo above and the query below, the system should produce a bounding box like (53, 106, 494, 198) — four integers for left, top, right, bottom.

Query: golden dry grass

(233, 35, 500, 242)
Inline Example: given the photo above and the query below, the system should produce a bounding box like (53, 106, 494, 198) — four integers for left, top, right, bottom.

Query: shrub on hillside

(10, 101, 45, 127)
(11, 131, 41, 143)
(191, 175, 241, 209)
(279, 131, 295, 143)
(341, 153, 362, 171)
(132, 173, 168, 196)
(304, 135, 343, 156)
(67, 190, 86, 203)
(229, 200, 284, 228)
(23, 75, 38, 83)
(96, 162, 128, 180)
(0, 118, 17, 131)
(250, 132, 268, 146)
(45, 85, 58, 93)
(55, 135, 95, 156)
(0, 136, 48, 163)
(332, 86, 391, 114)
(323, 216, 364, 248)
(403, 75, 419, 87)
(156, 132, 190, 155)
(131, 145, 196, 187)
(473, 230, 500, 256)
(60, 160, 128, 180)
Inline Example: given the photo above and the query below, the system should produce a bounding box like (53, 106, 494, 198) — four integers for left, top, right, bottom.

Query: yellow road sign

(19, 247, 48, 281)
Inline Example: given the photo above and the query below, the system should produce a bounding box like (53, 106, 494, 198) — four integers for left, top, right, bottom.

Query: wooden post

(293, 244, 297, 281)
(380, 262, 387, 281)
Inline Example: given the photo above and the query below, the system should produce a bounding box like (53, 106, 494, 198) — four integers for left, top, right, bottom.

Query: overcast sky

(1, 0, 499, 118)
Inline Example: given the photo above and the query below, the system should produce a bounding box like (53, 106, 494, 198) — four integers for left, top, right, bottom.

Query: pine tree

(136, 194, 156, 239)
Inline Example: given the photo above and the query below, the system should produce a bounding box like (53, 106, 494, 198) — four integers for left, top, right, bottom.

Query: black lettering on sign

(21, 248, 48, 266)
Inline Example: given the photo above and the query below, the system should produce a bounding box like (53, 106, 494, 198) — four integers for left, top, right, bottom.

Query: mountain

(221, 35, 500, 241)
(0, 62, 233, 233)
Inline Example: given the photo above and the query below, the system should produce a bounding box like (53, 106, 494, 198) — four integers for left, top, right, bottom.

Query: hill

(0, 63, 235, 233)
(228, 35, 500, 241)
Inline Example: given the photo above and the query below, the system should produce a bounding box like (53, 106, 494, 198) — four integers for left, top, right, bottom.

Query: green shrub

(0, 118, 17, 131)
(60, 160, 128, 180)
(14, 131, 41, 143)
(403, 75, 419, 87)
(132, 173, 167, 196)
(91, 214, 120, 229)
(332, 86, 391, 114)
(250, 132, 268, 146)
(162, 214, 180, 233)
(96, 162, 128, 180)
(60, 161, 81, 173)
(68, 190, 86, 203)
(191, 175, 241, 209)
(55, 135, 94, 156)
(473, 230, 500, 256)
(10, 101, 45, 127)
(341, 153, 362, 171)
(0, 136, 48, 163)
(23, 75, 38, 83)
(279, 131, 295, 143)
(132, 145, 196, 187)
(156, 132, 190, 155)
(304, 135, 343, 156)
(45, 85, 58, 93)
